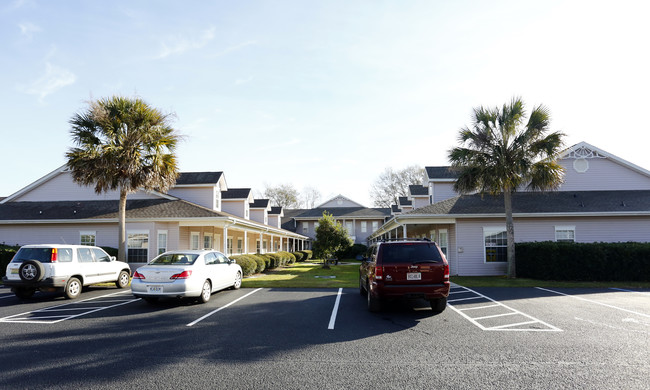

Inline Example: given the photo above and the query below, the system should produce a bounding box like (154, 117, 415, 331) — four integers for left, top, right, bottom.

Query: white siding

(412, 197, 430, 209)
(167, 187, 215, 209)
(0, 223, 118, 247)
(433, 182, 457, 203)
(221, 200, 246, 218)
(13, 172, 160, 202)
(249, 209, 266, 224)
(558, 157, 650, 191)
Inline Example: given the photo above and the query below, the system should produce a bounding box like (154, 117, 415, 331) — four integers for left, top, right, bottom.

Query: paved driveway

(0, 285, 648, 389)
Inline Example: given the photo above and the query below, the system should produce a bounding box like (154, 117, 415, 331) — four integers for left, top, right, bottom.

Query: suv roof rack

(379, 237, 431, 243)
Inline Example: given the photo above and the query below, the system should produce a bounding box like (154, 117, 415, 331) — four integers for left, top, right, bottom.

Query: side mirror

(110, 256, 117, 262)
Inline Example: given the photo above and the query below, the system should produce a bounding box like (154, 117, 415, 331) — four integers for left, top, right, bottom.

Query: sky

(1, 0, 649, 207)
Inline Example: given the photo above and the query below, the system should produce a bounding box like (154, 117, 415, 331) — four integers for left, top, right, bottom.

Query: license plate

(407, 272, 421, 281)
(147, 285, 163, 293)
(11, 269, 18, 274)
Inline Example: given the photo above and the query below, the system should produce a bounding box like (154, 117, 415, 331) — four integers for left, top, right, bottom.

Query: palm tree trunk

(503, 190, 516, 278)
(118, 188, 127, 263)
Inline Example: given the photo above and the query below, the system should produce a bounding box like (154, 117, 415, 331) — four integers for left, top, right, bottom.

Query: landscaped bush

(101, 246, 119, 257)
(292, 251, 305, 262)
(230, 255, 257, 276)
(300, 250, 313, 260)
(516, 241, 650, 281)
(277, 251, 296, 265)
(0, 245, 19, 279)
(336, 244, 367, 260)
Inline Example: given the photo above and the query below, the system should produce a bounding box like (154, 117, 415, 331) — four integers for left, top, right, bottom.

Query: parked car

(131, 250, 242, 304)
(2, 244, 131, 300)
(359, 238, 450, 313)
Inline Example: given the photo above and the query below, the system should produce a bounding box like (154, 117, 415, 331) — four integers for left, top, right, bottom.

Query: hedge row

(292, 250, 313, 262)
(516, 241, 650, 281)
(230, 251, 308, 277)
(0, 245, 20, 279)
(336, 244, 367, 260)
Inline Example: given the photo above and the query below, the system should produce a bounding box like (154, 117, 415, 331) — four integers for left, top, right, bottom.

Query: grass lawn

(241, 260, 360, 288)
(240, 261, 650, 289)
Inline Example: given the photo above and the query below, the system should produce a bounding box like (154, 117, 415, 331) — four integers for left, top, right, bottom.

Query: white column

(244, 231, 248, 254)
(402, 224, 407, 238)
(223, 226, 229, 254)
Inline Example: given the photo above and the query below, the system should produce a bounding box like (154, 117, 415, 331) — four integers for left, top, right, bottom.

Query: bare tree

(301, 186, 322, 208)
(369, 165, 424, 208)
(264, 183, 301, 208)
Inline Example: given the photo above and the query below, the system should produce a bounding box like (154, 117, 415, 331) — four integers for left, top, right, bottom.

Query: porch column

(402, 224, 407, 238)
(259, 232, 263, 253)
(244, 231, 248, 254)
(223, 226, 229, 255)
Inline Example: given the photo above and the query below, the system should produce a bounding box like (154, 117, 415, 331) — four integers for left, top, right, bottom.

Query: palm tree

(448, 97, 565, 278)
(66, 96, 181, 262)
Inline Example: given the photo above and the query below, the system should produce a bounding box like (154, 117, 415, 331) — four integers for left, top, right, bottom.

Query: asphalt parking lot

(0, 284, 648, 389)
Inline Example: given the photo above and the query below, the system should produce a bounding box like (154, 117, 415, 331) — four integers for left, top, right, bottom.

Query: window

(190, 232, 200, 250)
(77, 247, 94, 263)
(361, 222, 367, 233)
(555, 226, 576, 242)
(303, 223, 308, 234)
(438, 229, 448, 256)
(157, 230, 168, 255)
(227, 237, 233, 255)
(263, 240, 267, 252)
(314, 222, 319, 231)
(484, 228, 507, 263)
(346, 222, 353, 234)
(372, 221, 378, 231)
(237, 238, 243, 254)
(204, 252, 218, 265)
(80, 231, 96, 246)
(256, 239, 261, 253)
(128, 232, 149, 263)
(203, 234, 213, 249)
(91, 248, 110, 262)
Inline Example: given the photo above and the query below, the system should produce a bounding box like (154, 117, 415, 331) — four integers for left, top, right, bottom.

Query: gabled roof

(560, 141, 650, 178)
(391, 205, 401, 213)
(316, 194, 365, 208)
(269, 206, 284, 216)
(424, 166, 459, 181)
(409, 185, 428, 196)
(222, 188, 252, 199)
(176, 172, 224, 185)
(290, 207, 391, 219)
(398, 197, 412, 206)
(404, 190, 650, 216)
(250, 199, 271, 209)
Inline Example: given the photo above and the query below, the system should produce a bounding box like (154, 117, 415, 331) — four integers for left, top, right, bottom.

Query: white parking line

(609, 287, 650, 296)
(328, 288, 343, 330)
(0, 294, 14, 300)
(536, 287, 650, 318)
(0, 291, 139, 324)
(447, 286, 562, 332)
(187, 288, 262, 327)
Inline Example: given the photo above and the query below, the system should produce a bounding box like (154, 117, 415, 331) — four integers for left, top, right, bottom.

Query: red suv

(359, 238, 450, 313)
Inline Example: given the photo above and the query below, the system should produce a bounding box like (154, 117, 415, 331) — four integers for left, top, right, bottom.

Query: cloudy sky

(1, 0, 649, 206)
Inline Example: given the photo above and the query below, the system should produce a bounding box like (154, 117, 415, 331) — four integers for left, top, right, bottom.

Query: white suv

(2, 244, 131, 299)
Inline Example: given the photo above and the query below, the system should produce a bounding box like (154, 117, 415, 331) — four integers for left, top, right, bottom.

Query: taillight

(170, 270, 192, 280)
(51, 248, 58, 263)
(374, 266, 383, 280)
(443, 262, 449, 280)
(133, 271, 145, 280)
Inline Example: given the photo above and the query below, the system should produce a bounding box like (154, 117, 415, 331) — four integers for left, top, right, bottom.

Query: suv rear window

(380, 243, 442, 263)
(12, 247, 73, 263)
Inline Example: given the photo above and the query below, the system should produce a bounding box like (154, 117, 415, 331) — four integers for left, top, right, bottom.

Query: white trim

(554, 225, 576, 242)
(483, 226, 507, 264)
(157, 230, 168, 255)
(79, 230, 96, 246)
(190, 232, 200, 250)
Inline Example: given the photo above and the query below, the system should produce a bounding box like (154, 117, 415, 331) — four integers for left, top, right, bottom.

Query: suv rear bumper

(2, 276, 68, 289)
(372, 281, 450, 300)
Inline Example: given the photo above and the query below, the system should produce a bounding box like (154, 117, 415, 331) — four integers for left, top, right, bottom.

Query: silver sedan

(131, 250, 243, 304)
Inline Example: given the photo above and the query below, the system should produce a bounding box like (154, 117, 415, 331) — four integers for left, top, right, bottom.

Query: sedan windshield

(150, 253, 199, 265)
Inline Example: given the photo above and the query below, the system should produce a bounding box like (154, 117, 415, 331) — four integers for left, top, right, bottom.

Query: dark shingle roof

(398, 197, 412, 206)
(176, 172, 223, 185)
(250, 199, 270, 208)
(269, 206, 283, 215)
(405, 190, 650, 216)
(0, 199, 225, 220)
(391, 205, 401, 213)
(222, 188, 251, 199)
(425, 166, 459, 180)
(409, 185, 428, 196)
(291, 207, 391, 219)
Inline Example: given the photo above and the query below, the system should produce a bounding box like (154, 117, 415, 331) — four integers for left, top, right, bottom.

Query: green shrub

(101, 246, 119, 257)
(292, 251, 305, 262)
(336, 244, 367, 260)
(516, 241, 650, 281)
(301, 250, 313, 260)
(0, 245, 19, 279)
(230, 255, 257, 276)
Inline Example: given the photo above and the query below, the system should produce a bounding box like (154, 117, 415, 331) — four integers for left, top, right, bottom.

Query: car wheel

(367, 284, 381, 312)
(198, 280, 211, 303)
(430, 297, 447, 313)
(14, 288, 36, 299)
(19, 260, 44, 282)
(232, 271, 242, 290)
(64, 277, 82, 299)
(143, 297, 159, 304)
(115, 270, 130, 289)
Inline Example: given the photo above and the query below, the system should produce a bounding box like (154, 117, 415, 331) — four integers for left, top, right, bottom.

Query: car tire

(367, 284, 381, 312)
(14, 287, 36, 299)
(198, 280, 211, 303)
(64, 277, 82, 299)
(143, 297, 159, 304)
(19, 260, 45, 282)
(115, 270, 130, 289)
(232, 272, 242, 290)
(430, 297, 447, 313)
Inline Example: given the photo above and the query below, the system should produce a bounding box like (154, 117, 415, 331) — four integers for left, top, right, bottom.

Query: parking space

(0, 284, 648, 389)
